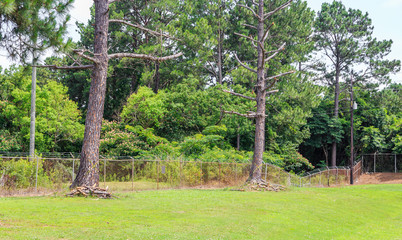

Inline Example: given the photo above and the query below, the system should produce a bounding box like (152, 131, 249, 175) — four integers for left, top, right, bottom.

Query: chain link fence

(298, 160, 363, 187)
(0, 152, 363, 193)
(362, 153, 401, 173)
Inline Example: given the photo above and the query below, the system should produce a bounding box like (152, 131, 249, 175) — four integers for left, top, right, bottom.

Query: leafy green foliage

(180, 134, 231, 158)
(0, 158, 50, 188)
(0, 130, 21, 151)
(0, 66, 84, 152)
(121, 86, 167, 129)
(100, 121, 149, 157)
(282, 151, 314, 173)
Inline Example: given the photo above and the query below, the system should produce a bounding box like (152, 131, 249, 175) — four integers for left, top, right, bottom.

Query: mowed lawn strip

(0, 184, 401, 240)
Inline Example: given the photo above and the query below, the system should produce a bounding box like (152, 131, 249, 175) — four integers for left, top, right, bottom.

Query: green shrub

(198, 147, 250, 163)
(0, 158, 50, 188)
(283, 152, 314, 174)
(0, 130, 21, 151)
(180, 134, 231, 158)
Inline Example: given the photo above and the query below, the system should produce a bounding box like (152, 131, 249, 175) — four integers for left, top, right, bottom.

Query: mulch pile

(66, 186, 115, 199)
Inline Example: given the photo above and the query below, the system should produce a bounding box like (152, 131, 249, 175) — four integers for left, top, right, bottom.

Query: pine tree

(314, 0, 400, 166)
(0, 0, 74, 157)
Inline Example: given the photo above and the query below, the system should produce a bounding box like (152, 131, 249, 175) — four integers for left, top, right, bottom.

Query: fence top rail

(302, 166, 349, 177)
(0, 155, 254, 165)
(0, 152, 253, 164)
(362, 153, 400, 156)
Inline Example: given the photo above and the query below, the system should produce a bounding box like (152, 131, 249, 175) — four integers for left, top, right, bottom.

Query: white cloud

(67, 1, 93, 41)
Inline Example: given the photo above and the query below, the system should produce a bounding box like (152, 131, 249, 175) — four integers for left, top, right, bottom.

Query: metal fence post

(264, 163, 268, 182)
(319, 171, 322, 187)
(235, 163, 238, 183)
(157, 160, 159, 190)
(200, 161, 203, 186)
(103, 158, 106, 189)
(395, 154, 397, 173)
(374, 153, 376, 173)
(218, 162, 221, 186)
(335, 167, 338, 185)
(130, 157, 134, 191)
(326, 166, 330, 186)
(72, 159, 75, 183)
(277, 168, 280, 184)
(35, 155, 39, 192)
(179, 159, 182, 187)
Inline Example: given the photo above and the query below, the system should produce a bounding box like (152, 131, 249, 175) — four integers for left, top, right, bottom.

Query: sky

(1, 0, 401, 83)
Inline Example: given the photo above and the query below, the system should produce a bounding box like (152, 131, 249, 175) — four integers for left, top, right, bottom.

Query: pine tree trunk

(71, 0, 109, 188)
(248, 0, 266, 183)
(331, 65, 340, 167)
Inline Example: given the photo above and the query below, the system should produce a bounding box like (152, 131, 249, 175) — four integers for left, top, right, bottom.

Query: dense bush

(0, 158, 50, 188)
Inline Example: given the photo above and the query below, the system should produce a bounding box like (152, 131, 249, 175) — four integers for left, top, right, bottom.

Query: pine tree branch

(108, 0, 120, 5)
(234, 32, 258, 48)
(234, 32, 258, 44)
(73, 49, 99, 63)
(109, 19, 180, 41)
(242, 23, 257, 30)
(264, 0, 292, 20)
(33, 65, 94, 70)
(266, 89, 279, 94)
(204, 61, 218, 79)
(262, 22, 275, 42)
(264, 43, 286, 62)
(265, 70, 295, 82)
(223, 110, 257, 118)
(234, 53, 257, 73)
(108, 52, 183, 62)
(237, 4, 262, 21)
(264, 71, 295, 91)
(222, 89, 256, 101)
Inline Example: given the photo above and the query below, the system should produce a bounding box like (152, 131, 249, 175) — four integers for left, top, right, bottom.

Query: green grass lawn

(0, 184, 401, 240)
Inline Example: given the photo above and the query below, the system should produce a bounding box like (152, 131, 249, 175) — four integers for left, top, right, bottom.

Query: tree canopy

(0, 0, 400, 186)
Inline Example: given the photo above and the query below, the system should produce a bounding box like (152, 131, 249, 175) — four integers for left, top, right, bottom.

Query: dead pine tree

(225, 0, 294, 187)
(40, 0, 182, 189)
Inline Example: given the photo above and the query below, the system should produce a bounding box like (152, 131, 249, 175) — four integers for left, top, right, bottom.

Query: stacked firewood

(66, 186, 114, 199)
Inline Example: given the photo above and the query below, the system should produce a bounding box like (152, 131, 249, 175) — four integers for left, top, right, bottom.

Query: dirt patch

(356, 173, 402, 185)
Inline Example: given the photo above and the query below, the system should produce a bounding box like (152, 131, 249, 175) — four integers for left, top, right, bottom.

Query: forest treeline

(0, 0, 401, 174)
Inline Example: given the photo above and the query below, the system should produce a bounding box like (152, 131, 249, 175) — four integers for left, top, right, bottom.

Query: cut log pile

(66, 186, 115, 199)
(234, 181, 286, 192)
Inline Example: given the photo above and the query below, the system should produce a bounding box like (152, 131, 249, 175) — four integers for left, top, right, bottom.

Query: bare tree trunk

(226, 0, 292, 183)
(130, 73, 137, 94)
(153, 62, 160, 93)
(331, 65, 340, 167)
(323, 145, 328, 166)
(217, 29, 223, 84)
(248, 0, 266, 183)
(71, 0, 109, 188)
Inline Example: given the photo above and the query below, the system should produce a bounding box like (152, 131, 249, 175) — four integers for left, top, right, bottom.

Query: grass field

(0, 184, 401, 240)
